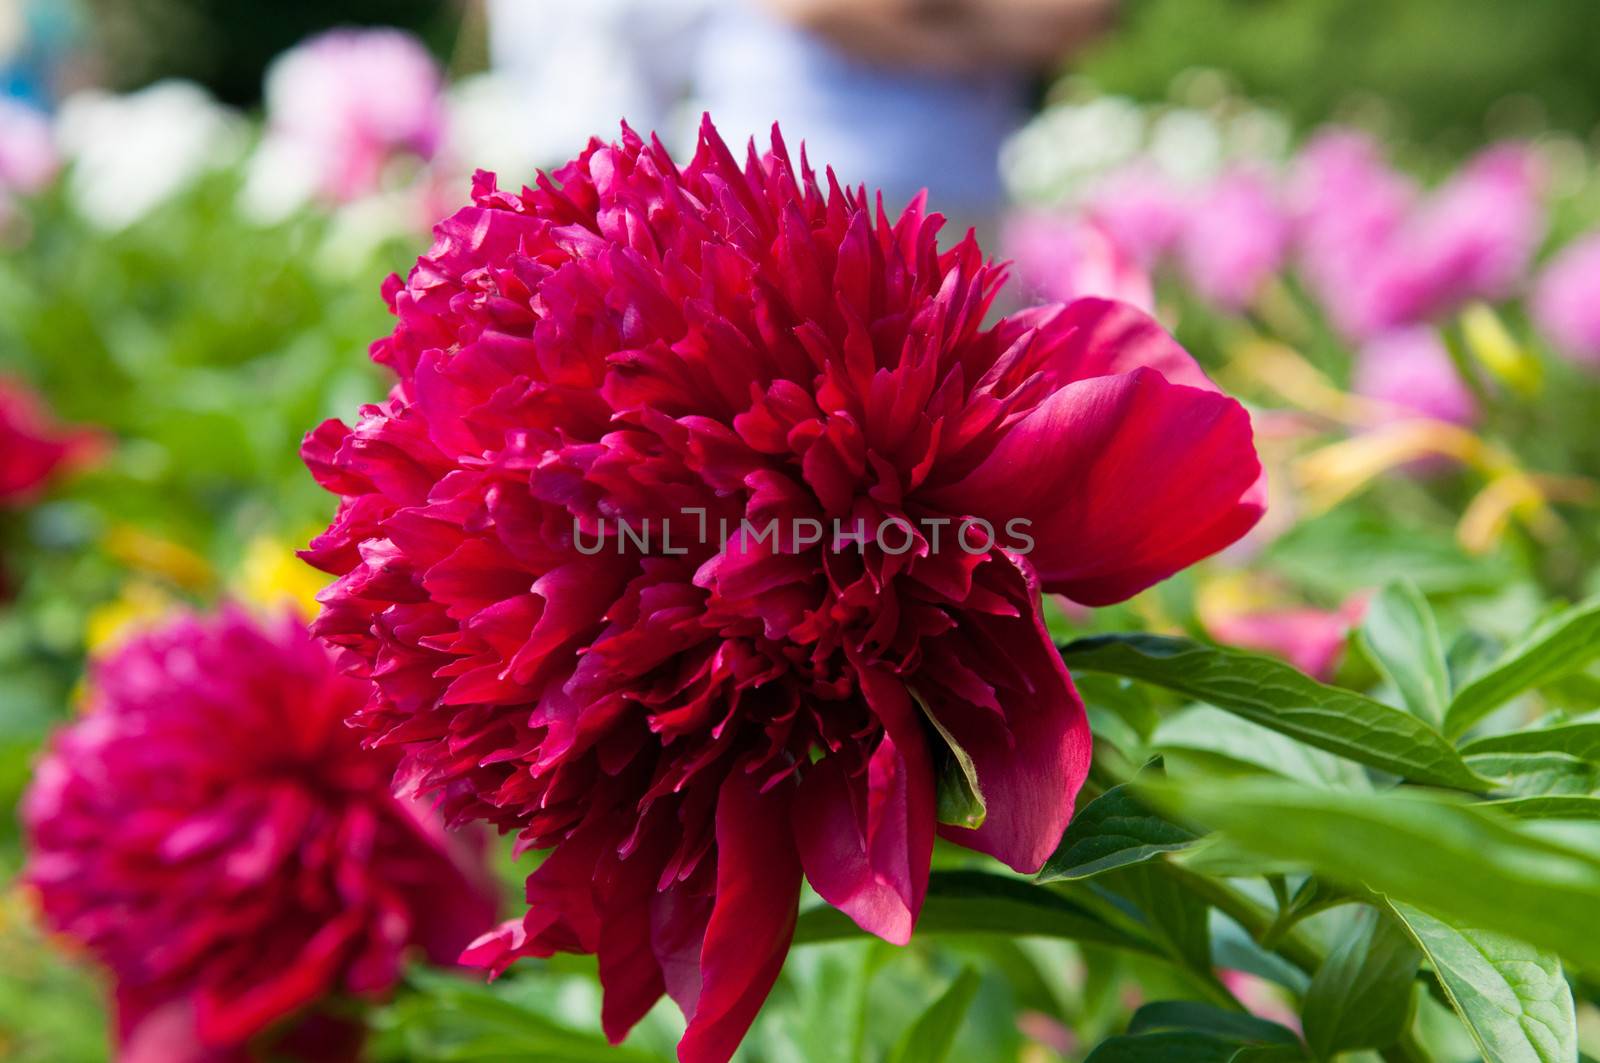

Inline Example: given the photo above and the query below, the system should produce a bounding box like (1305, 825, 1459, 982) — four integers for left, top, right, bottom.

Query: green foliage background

(1079, 0, 1600, 147)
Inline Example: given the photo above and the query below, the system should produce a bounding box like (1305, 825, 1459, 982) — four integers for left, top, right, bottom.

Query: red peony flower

(0, 377, 101, 505)
(303, 119, 1262, 1063)
(22, 607, 498, 1063)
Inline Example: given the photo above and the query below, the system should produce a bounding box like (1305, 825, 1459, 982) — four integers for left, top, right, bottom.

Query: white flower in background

(1001, 95, 1144, 203)
(56, 80, 242, 229)
(1225, 107, 1293, 165)
(1146, 107, 1223, 184)
(438, 72, 546, 187)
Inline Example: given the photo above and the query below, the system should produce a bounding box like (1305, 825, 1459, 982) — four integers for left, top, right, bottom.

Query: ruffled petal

(928, 366, 1262, 606)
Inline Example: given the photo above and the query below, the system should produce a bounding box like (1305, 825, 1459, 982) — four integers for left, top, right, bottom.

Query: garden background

(7, 0, 1600, 1060)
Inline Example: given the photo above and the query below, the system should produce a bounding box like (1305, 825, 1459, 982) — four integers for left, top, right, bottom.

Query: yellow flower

(103, 525, 213, 590)
(84, 580, 176, 654)
(235, 535, 328, 619)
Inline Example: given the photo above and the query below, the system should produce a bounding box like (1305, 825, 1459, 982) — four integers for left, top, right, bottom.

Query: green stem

(1061, 880, 1244, 1013)
(1161, 863, 1323, 975)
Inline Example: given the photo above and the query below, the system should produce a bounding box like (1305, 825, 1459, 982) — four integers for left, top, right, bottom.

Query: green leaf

(1465, 752, 1600, 796)
(1086, 1003, 1304, 1063)
(1301, 906, 1420, 1060)
(1061, 634, 1489, 790)
(1388, 901, 1577, 1063)
(1360, 580, 1450, 724)
(1152, 706, 1371, 791)
(914, 690, 987, 829)
(1127, 1001, 1301, 1045)
(1144, 778, 1600, 972)
(1465, 723, 1600, 762)
(1446, 596, 1600, 738)
(1485, 795, 1600, 820)
(382, 969, 673, 1063)
(1085, 1032, 1294, 1063)
(885, 966, 981, 1063)
(1103, 864, 1212, 974)
(1038, 781, 1199, 881)
(792, 870, 1154, 954)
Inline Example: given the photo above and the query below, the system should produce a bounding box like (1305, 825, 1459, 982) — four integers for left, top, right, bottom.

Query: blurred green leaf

(1464, 753, 1600, 796)
(1146, 777, 1600, 971)
(1446, 597, 1600, 738)
(1152, 706, 1371, 791)
(1061, 635, 1489, 790)
(1359, 580, 1450, 725)
(793, 871, 1155, 954)
(1484, 795, 1600, 819)
(1039, 782, 1199, 881)
(1085, 1001, 1304, 1063)
(1266, 511, 1517, 597)
(1465, 723, 1600, 762)
(1388, 901, 1576, 1063)
(1300, 906, 1419, 1060)
(885, 966, 981, 1063)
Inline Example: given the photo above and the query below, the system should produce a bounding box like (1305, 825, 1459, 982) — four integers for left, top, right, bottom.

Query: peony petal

(793, 662, 935, 945)
(930, 554, 1092, 872)
(983, 298, 1219, 395)
(676, 767, 803, 1063)
(928, 366, 1262, 606)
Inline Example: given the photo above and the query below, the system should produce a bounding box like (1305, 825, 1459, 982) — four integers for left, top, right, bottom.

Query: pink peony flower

(0, 378, 101, 505)
(302, 119, 1263, 1063)
(1179, 168, 1292, 311)
(1206, 596, 1367, 681)
(1289, 128, 1416, 335)
(1328, 144, 1544, 338)
(1532, 231, 1600, 369)
(1083, 163, 1190, 269)
(0, 97, 60, 198)
(1003, 212, 1154, 312)
(262, 28, 445, 203)
(23, 607, 498, 1062)
(1353, 327, 1478, 425)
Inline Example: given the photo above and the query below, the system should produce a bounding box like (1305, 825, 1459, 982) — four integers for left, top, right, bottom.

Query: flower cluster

(23, 607, 497, 1061)
(303, 118, 1262, 1061)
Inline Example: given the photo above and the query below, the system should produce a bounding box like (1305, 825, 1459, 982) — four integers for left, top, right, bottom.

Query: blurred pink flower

(1353, 326, 1478, 425)
(1394, 145, 1543, 307)
(23, 607, 498, 1062)
(1084, 164, 1189, 269)
(262, 28, 445, 202)
(1004, 212, 1154, 311)
(1179, 168, 1291, 311)
(1207, 595, 1367, 681)
(1219, 970, 1300, 1032)
(1289, 128, 1416, 334)
(0, 378, 101, 505)
(0, 97, 59, 197)
(1331, 144, 1544, 338)
(1532, 231, 1600, 369)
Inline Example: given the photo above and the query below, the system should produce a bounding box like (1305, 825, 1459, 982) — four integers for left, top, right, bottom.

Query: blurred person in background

(489, 0, 1116, 234)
